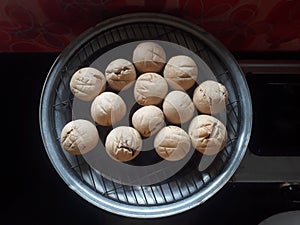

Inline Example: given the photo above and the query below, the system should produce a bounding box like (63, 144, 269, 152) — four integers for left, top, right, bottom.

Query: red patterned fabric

(0, 0, 299, 52)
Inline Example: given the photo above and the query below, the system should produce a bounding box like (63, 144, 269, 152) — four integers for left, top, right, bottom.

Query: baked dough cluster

(188, 115, 227, 155)
(70, 67, 106, 101)
(91, 91, 126, 126)
(132, 105, 165, 137)
(62, 40, 229, 163)
(162, 90, 195, 124)
(105, 126, 142, 162)
(193, 80, 228, 114)
(105, 58, 136, 91)
(164, 55, 198, 90)
(134, 72, 168, 106)
(132, 41, 166, 73)
(60, 119, 99, 155)
(154, 126, 191, 161)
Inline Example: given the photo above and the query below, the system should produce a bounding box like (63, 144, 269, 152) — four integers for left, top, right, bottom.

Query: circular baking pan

(39, 12, 252, 218)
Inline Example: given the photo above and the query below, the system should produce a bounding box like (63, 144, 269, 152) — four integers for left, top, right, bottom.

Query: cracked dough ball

(91, 92, 126, 126)
(163, 55, 198, 90)
(105, 126, 142, 162)
(188, 115, 227, 155)
(154, 126, 191, 161)
(134, 72, 168, 106)
(163, 90, 195, 124)
(193, 80, 228, 114)
(132, 41, 166, 73)
(70, 67, 106, 101)
(60, 119, 99, 155)
(105, 58, 136, 91)
(132, 105, 165, 137)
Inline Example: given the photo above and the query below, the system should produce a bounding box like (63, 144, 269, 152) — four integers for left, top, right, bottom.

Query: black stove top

(2, 52, 299, 225)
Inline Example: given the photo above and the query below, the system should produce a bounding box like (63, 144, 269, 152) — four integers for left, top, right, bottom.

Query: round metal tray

(39, 12, 252, 218)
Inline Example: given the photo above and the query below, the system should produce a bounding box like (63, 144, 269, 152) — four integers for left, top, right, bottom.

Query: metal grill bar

(149, 186, 158, 204)
(158, 184, 168, 203)
(130, 185, 139, 204)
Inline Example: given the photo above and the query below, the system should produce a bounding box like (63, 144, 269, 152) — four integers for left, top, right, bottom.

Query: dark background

(1, 52, 298, 225)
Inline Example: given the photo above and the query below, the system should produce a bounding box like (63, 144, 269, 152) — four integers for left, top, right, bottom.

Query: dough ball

(193, 80, 228, 114)
(154, 126, 191, 161)
(70, 67, 106, 101)
(163, 55, 198, 90)
(188, 115, 227, 155)
(132, 105, 165, 137)
(105, 126, 142, 162)
(60, 119, 99, 155)
(132, 41, 166, 73)
(163, 90, 195, 124)
(134, 72, 168, 106)
(105, 58, 136, 91)
(91, 92, 126, 126)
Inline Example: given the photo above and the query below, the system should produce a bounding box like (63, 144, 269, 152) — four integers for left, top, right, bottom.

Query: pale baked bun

(154, 125, 191, 161)
(162, 90, 195, 124)
(105, 126, 142, 162)
(70, 67, 106, 101)
(60, 119, 99, 155)
(132, 41, 166, 73)
(134, 72, 168, 106)
(193, 80, 228, 114)
(132, 105, 165, 137)
(105, 58, 136, 91)
(91, 92, 126, 126)
(163, 55, 198, 90)
(188, 115, 227, 155)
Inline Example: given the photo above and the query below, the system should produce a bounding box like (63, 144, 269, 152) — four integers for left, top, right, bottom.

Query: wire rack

(39, 13, 252, 218)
